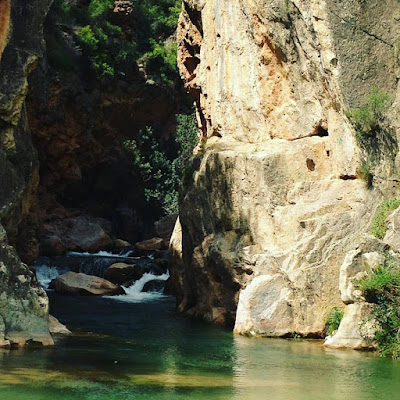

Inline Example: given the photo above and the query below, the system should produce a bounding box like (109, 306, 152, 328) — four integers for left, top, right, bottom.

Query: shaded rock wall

(171, 0, 400, 336)
(0, 0, 54, 347)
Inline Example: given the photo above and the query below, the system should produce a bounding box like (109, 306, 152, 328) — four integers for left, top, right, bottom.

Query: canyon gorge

(1, 0, 400, 361)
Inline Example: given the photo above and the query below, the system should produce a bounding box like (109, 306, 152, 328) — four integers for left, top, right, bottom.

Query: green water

(0, 293, 399, 400)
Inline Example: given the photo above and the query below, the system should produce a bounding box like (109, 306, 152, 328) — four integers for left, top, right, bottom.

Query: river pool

(0, 293, 399, 400)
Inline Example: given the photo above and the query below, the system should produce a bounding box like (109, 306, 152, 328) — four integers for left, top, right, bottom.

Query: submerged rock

(50, 272, 125, 296)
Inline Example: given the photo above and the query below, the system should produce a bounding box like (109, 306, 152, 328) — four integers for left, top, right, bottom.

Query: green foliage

(347, 88, 396, 186)
(145, 41, 178, 84)
(325, 308, 344, 335)
(370, 198, 400, 239)
(358, 255, 400, 359)
(77, 21, 138, 76)
(88, 0, 113, 19)
(122, 113, 198, 215)
(51, 0, 180, 82)
(346, 87, 390, 145)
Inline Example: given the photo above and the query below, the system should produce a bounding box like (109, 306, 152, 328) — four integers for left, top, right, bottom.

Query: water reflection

(231, 335, 400, 400)
(0, 295, 400, 400)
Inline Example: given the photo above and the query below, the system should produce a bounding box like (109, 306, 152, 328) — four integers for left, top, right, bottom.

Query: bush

(122, 113, 198, 215)
(346, 87, 391, 146)
(52, 0, 181, 82)
(325, 307, 344, 335)
(370, 198, 400, 239)
(347, 88, 396, 185)
(358, 255, 400, 359)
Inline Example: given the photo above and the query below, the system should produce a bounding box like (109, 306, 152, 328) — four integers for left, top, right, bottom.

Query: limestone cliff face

(0, 0, 54, 347)
(172, 0, 400, 337)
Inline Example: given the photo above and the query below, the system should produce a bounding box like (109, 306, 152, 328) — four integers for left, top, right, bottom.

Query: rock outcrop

(170, 0, 400, 340)
(0, 0, 54, 347)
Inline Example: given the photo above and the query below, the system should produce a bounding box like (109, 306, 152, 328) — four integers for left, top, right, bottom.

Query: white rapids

(108, 272, 170, 303)
(35, 265, 69, 289)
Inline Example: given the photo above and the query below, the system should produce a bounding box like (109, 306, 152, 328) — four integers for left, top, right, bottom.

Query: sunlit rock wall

(171, 0, 400, 337)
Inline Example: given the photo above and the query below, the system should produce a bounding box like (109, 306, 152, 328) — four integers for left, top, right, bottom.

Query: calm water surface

(0, 293, 399, 400)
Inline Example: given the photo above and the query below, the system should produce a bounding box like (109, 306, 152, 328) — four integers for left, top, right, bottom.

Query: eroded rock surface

(0, 0, 53, 347)
(170, 0, 400, 340)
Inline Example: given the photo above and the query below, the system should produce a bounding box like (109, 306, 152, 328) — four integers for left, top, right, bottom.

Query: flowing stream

(1, 256, 400, 399)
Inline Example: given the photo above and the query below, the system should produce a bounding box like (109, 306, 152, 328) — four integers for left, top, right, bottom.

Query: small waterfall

(35, 253, 170, 302)
(35, 265, 69, 289)
(109, 272, 169, 303)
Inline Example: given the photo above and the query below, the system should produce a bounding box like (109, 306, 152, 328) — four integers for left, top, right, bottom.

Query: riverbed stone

(50, 272, 125, 296)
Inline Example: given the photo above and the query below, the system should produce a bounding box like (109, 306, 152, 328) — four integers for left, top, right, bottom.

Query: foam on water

(109, 272, 169, 303)
(35, 265, 69, 289)
(67, 250, 136, 258)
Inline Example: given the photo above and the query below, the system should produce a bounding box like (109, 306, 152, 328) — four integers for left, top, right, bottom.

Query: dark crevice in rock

(316, 126, 329, 137)
(183, 2, 203, 36)
(340, 175, 357, 181)
(184, 56, 200, 76)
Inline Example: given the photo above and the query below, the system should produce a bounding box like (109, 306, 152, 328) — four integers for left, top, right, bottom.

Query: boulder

(143, 279, 165, 293)
(104, 263, 148, 285)
(150, 258, 169, 274)
(42, 216, 113, 254)
(49, 315, 71, 335)
(49, 272, 125, 296)
(113, 239, 131, 248)
(40, 235, 66, 256)
(135, 237, 166, 253)
(155, 214, 178, 247)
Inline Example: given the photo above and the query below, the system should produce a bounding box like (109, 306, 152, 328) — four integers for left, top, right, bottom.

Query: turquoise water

(0, 293, 399, 400)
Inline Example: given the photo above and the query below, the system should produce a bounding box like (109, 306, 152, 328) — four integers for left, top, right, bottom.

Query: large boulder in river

(104, 263, 148, 285)
(42, 216, 113, 254)
(49, 272, 125, 296)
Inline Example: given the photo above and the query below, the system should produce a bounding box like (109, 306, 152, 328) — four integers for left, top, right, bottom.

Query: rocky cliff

(0, 0, 54, 347)
(171, 0, 400, 343)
